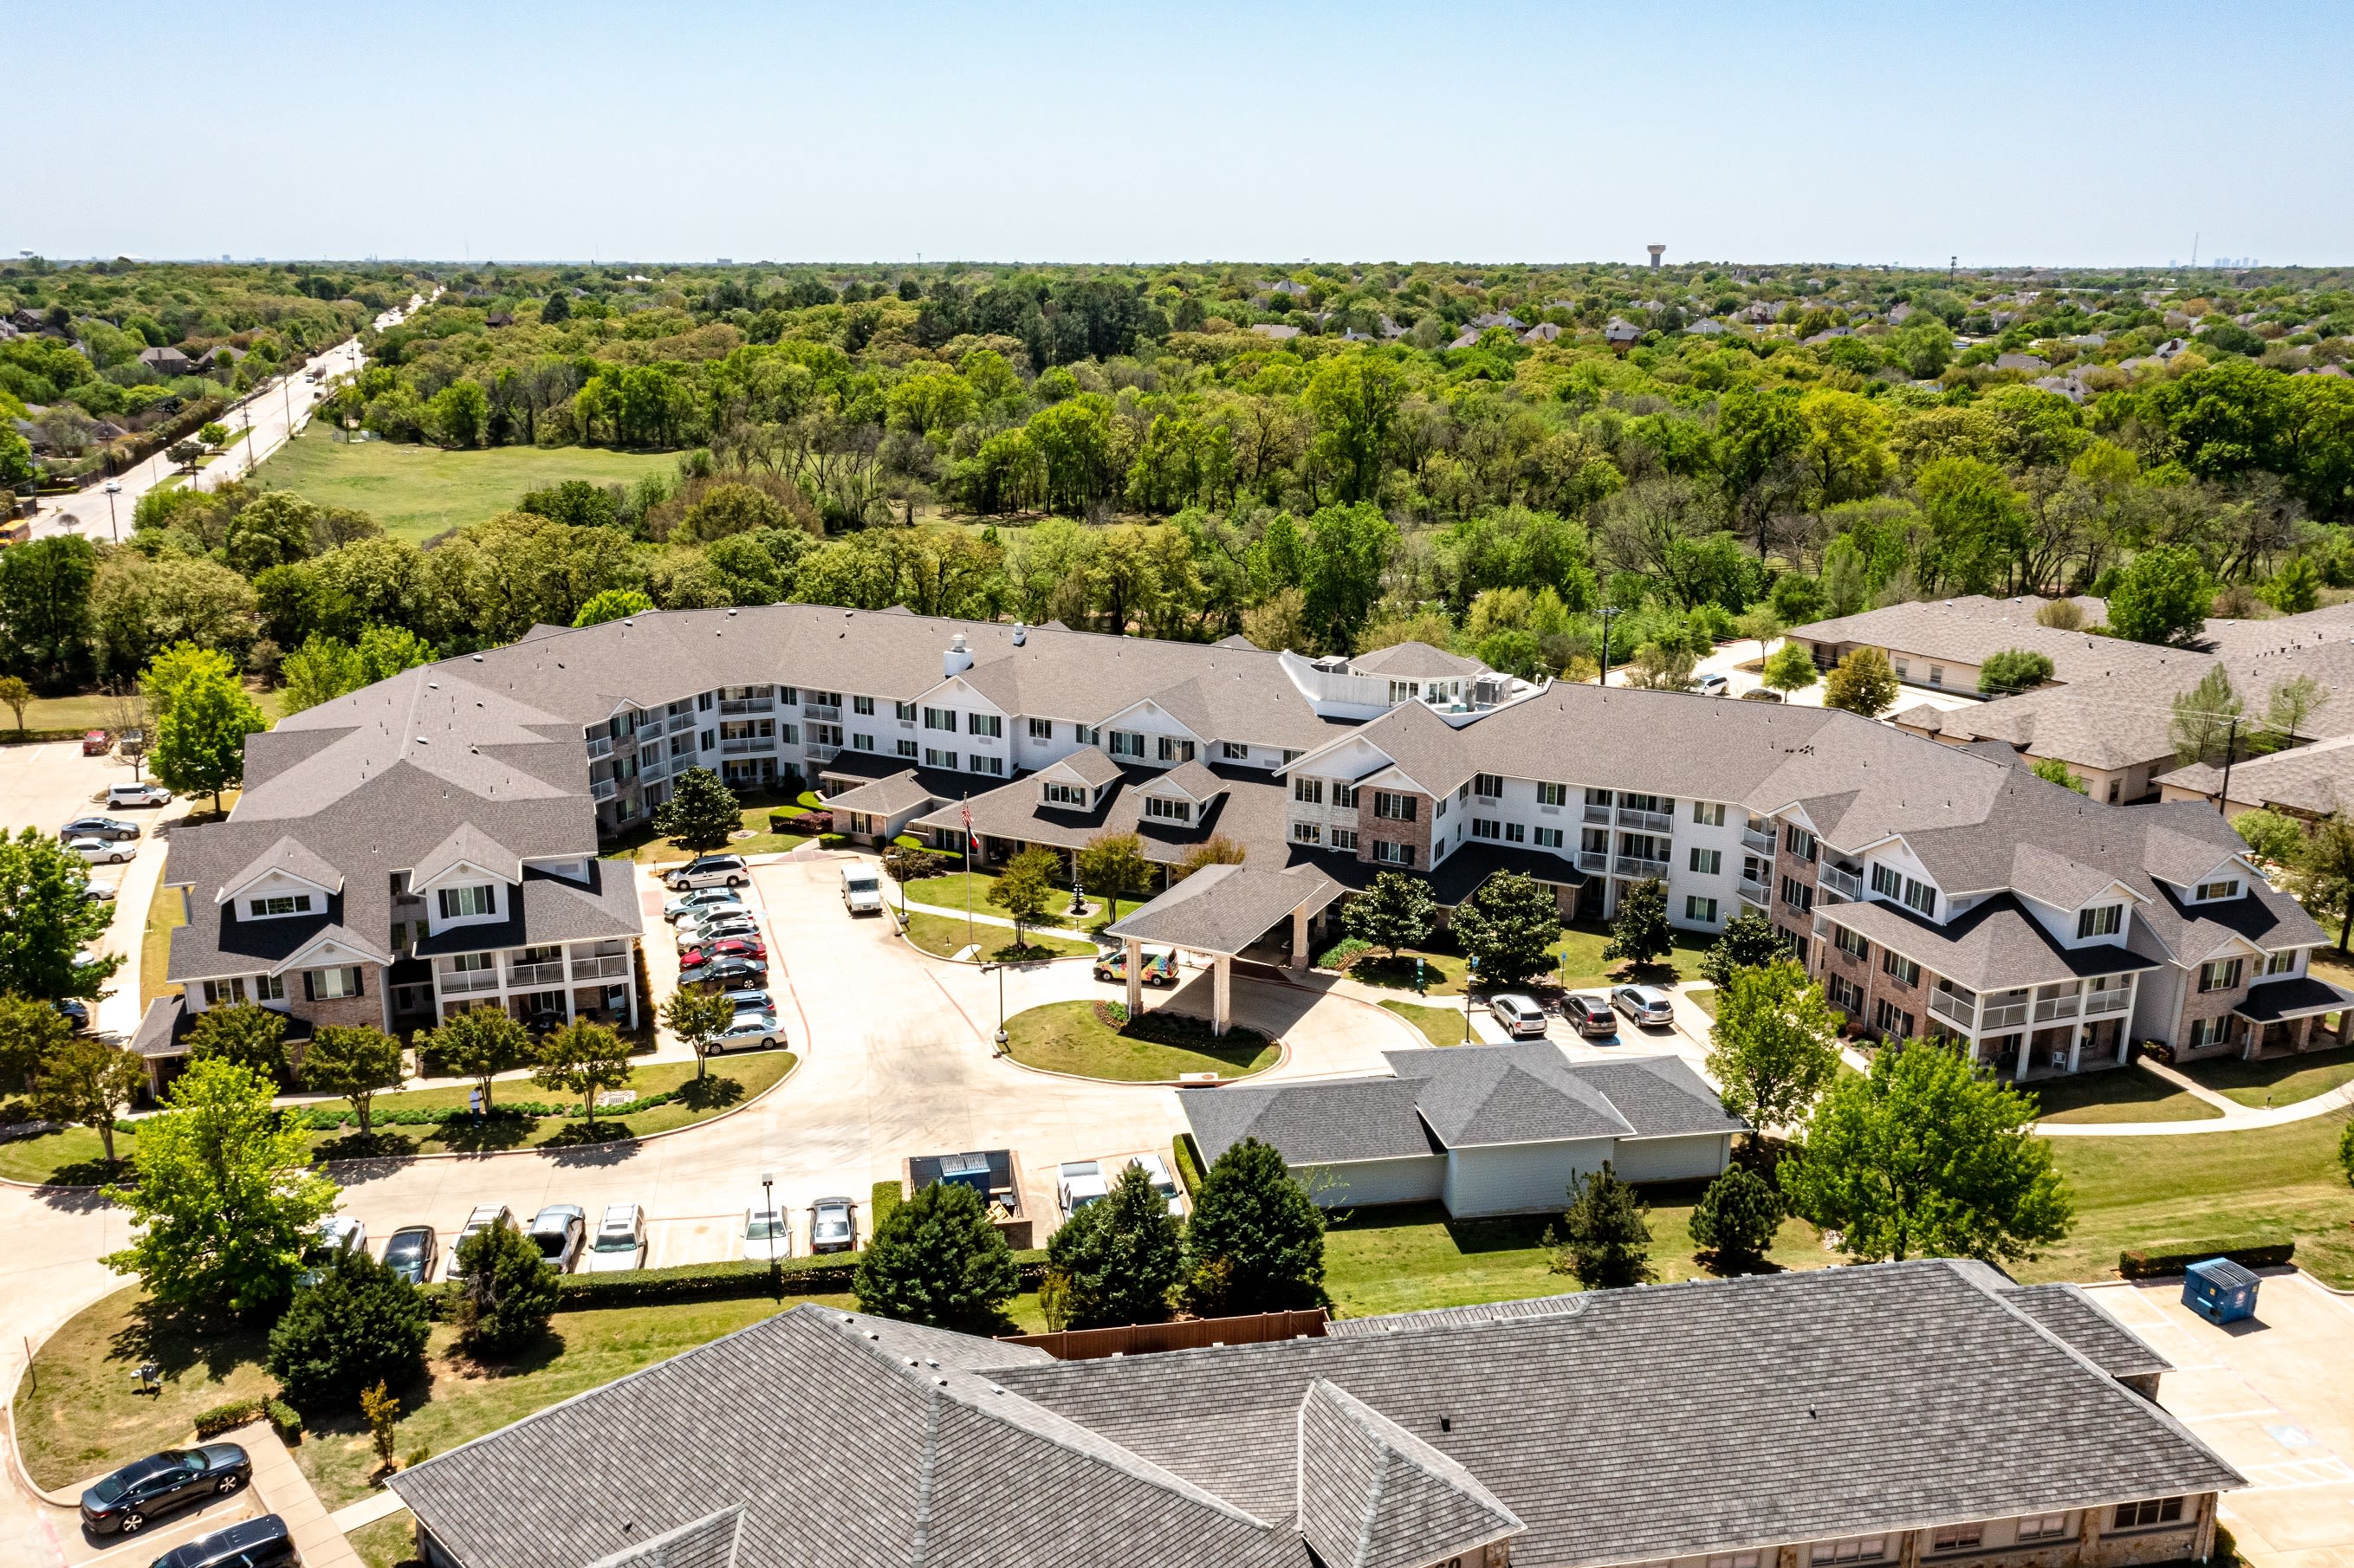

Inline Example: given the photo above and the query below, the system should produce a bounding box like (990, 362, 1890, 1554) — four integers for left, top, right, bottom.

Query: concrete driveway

(2085, 1273, 2354, 1568)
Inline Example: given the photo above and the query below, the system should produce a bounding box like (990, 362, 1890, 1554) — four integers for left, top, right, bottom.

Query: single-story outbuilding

(1182, 1043, 1742, 1217)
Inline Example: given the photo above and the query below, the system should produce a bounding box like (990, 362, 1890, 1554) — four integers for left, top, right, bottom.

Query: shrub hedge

(290, 1085, 697, 1131)
(2118, 1241, 2295, 1279)
(192, 1396, 302, 1442)
(1171, 1133, 1205, 1198)
(422, 1249, 1055, 1311)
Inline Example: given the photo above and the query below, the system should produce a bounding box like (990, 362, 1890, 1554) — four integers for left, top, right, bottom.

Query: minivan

(1561, 993, 1620, 1039)
(146, 1511, 295, 1568)
(841, 865, 884, 915)
(666, 855, 748, 891)
(1488, 993, 1550, 1039)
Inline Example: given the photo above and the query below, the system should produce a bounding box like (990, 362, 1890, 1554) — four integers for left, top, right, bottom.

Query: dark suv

(147, 1513, 296, 1568)
(80, 1444, 251, 1535)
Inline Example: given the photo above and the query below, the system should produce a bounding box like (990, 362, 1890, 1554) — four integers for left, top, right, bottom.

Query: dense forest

(6, 256, 2354, 698)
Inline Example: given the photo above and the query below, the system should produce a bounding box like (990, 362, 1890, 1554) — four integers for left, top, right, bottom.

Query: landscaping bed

(1002, 999, 1279, 1081)
(900, 910, 1093, 962)
(1322, 921, 1715, 997)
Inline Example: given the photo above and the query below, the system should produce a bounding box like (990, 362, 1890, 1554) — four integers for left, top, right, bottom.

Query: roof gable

(1297, 1378, 1522, 1568)
(217, 836, 345, 904)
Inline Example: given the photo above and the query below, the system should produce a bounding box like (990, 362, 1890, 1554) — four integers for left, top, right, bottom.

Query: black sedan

(148, 1513, 295, 1568)
(383, 1223, 437, 1284)
(80, 1443, 250, 1535)
(682, 954, 767, 989)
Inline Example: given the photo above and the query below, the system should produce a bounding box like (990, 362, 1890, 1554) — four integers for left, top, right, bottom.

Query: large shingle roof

(1103, 863, 1343, 955)
(1384, 1043, 1635, 1145)
(1788, 596, 2166, 684)
(1183, 1079, 1437, 1166)
(1297, 1378, 1522, 1568)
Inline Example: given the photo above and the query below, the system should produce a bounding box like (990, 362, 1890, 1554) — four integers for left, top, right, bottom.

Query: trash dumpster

(2182, 1257, 2260, 1325)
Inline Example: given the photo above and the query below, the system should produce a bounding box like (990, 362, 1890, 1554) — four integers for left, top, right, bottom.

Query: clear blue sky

(16, 0, 2352, 267)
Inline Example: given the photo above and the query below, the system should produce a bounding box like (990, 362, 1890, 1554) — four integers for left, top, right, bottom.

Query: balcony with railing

(1615, 853, 1671, 878)
(2031, 987, 2082, 1024)
(1928, 987, 1975, 1029)
(591, 778, 617, 801)
(1578, 849, 1610, 874)
(2084, 985, 2133, 1016)
(508, 959, 567, 988)
(1742, 826, 1777, 854)
(1981, 992, 2031, 1031)
(1583, 804, 1614, 825)
(805, 744, 839, 764)
(1819, 865, 1864, 902)
(719, 697, 775, 715)
(440, 967, 500, 995)
(801, 703, 842, 722)
(585, 735, 613, 760)
(1738, 878, 1771, 907)
(570, 949, 630, 981)
(721, 736, 769, 755)
(1616, 807, 1672, 833)
(668, 711, 697, 733)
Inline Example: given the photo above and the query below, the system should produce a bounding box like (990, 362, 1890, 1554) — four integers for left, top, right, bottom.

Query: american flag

(961, 800, 977, 854)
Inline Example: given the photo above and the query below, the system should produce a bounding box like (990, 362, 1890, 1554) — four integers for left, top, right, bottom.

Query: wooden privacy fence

(1002, 1308, 1327, 1361)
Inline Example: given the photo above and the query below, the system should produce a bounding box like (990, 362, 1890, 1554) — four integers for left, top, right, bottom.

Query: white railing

(805, 745, 839, 763)
(2033, 993, 2082, 1023)
(440, 969, 500, 995)
(1578, 850, 1610, 873)
(719, 698, 774, 715)
(585, 735, 613, 759)
(1981, 998, 2030, 1031)
(802, 703, 841, 721)
(570, 954, 629, 981)
(591, 779, 617, 801)
(1616, 854, 1670, 878)
(508, 960, 566, 988)
(1928, 988, 1975, 1027)
(2084, 988, 2131, 1015)
(668, 712, 697, 732)
(1819, 865, 1864, 901)
(721, 737, 768, 755)
(1742, 826, 1776, 854)
(1583, 805, 1613, 825)
(1616, 807, 1672, 833)
(1738, 880, 1770, 907)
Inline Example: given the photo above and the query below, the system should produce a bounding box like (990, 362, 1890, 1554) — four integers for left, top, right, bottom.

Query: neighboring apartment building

(386, 1260, 2239, 1568)
(1786, 595, 2130, 696)
(134, 668, 644, 1099)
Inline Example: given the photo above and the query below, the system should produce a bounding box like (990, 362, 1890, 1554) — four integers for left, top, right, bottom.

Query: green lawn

(1381, 999, 1474, 1047)
(349, 1511, 418, 1568)
(2024, 1066, 2221, 1124)
(9, 685, 285, 740)
(254, 436, 678, 543)
(144, 884, 186, 1009)
(901, 910, 1094, 962)
(611, 802, 811, 865)
(0, 1052, 794, 1185)
(1002, 999, 1278, 1081)
(2023, 1114, 2354, 1287)
(1339, 922, 1715, 996)
(2181, 1046, 2354, 1109)
(901, 871, 1086, 928)
(1322, 1189, 1830, 1319)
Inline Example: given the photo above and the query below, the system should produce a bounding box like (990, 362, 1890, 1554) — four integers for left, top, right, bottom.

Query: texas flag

(961, 800, 978, 855)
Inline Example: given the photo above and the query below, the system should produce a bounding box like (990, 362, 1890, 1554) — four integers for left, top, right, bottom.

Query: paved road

(25, 290, 431, 545)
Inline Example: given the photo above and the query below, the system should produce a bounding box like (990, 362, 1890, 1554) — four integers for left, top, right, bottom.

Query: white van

(840, 865, 884, 916)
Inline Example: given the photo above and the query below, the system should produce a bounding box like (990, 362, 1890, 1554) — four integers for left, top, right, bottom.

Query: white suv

(1488, 993, 1549, 1039)
(666, 855, 748, 891)
(107, 782, 172, 808)
(582, 1202, 647, 1273)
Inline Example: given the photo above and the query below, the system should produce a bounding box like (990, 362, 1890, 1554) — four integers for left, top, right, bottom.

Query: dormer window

(1145, 798, 1191, 823)
(1156, 736, 1195, 763)
(1043, 782, 1086, 807)
(2195, 878, 2242, 902)
(2076, 904, 2123, 939)
(438, 884, 496, 919)
(249, 893, 313, 918)
(1109, 731, 1145, 759)
(1902, 878, 1936, 917)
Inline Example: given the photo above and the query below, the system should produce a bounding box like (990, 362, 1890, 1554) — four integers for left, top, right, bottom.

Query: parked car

(382, 1224, 437, 1285)
(53, 997, 88, 1032)
(83, 878, 118, 902)
(665, 854, 748, 891)
(297, 1215, 366, 1286)
(443, 1202, 515, 1280)
(582, 1202, 646, 1273)
(808, 1195, 858, 1254)
(675, 910, 759, 947)
(1129, 1152, 1185, 1215)
(147, 1513, 295, 1568)
(1697, 671, 1731, 697)
(1093, 944, 1178, 987)
(528, 1204, 588, 1273)
(61, 815, 139, 842)
(723, 987, 773, 1014)
(1488, 993, 1550, 1039)
(743, 1198, 791, 1262)
(840, 865, 885, 915)
(1611, 984, 1676, 1028)
(683, 955, 768, 989)
(1560, 992, 1619, 1039)
(680, 935, 767, 966)
(664, 886, 743, 923)
(714, 1011, 786, 1053)
(79, 1445, 251, 1536)
(68, 837, 135, 865)
(107, 781, 172, 808)
(81, 729, 109, 756)
(1057, 1160, 1109, 1215)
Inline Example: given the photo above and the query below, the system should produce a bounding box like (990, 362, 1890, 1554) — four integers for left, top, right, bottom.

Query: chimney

(1012, 623, 1028, 647)
(944, 632, 973, 678)
(1647, 244, 1665, 270)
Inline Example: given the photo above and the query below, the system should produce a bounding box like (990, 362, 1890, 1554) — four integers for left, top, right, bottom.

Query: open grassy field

(1002, 999, 1278, 1081)
(2182, 1046, 2354, 1108)
(10, 686, 286, 738)
(900, 910, 1094, 962)
(254, 437, 678, 543)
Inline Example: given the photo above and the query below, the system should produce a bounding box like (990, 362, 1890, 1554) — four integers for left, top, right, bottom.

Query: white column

(2065, 1016, 2084, 1074)
(1290, 904, 1311, 970)
(1213, 954, 1232, 1038)
(1125, 936, 1143, 1017)
(2013, 1024, 2031, 1082)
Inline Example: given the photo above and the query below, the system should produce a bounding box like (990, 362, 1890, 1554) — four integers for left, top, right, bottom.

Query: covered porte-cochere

(1101, 864, 1346, 1036)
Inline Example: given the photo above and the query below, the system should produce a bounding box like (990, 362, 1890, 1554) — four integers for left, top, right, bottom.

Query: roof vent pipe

(1013, 623, 1027, 647)
(944, 632, 974, 678)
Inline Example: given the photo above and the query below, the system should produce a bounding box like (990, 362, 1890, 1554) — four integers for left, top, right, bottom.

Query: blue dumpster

(2183, 1257, 2260, 1325)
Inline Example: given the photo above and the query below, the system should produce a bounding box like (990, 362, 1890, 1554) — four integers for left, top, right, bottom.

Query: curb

(0, 1053, 803, 1193)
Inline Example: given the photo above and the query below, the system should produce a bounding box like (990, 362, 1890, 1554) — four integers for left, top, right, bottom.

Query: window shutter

(302, 969, 318, 1002)
(348, 966, 365, 997)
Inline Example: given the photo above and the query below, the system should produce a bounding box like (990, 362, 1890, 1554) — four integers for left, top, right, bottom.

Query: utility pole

(1597, 606, 1620, 685)
(2215, 716, 2241, 816)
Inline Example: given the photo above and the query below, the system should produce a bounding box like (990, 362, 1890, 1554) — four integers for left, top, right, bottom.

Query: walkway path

(2035, 1058, 2354, 1137)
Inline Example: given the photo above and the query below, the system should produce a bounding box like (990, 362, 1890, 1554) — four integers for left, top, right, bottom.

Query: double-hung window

(1157, 736, 1196, 762)
(2076, 904, 2122, 938)
(1537, 781, 1568, 807)
(1689, 847, 1722, 875)
(1221, 742, 1248, 760)
(2198, 958, 2244, 993)
(304, 965, 365, 1001)
(1145, 797, 1190, 822)
(1108, 731, 1145, 759)
(1043, 782, 1086, 807)
(1028, 717, 1053, 740)
(1294, 777, 1324, 805)
(967, 712, 1002, 739)
(923, 707, 957, 731)
(438, 884, 496, 919)
(1870, 863, 1902, 898)
(248, 893, 313, 918)
(1472, 773, 1502, 800)
(1372, 792, 1416, 821)
(1881, 949, 1921, 987)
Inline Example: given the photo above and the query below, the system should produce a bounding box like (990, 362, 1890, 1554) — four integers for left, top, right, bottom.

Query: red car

(81, 730, 109, 756)
(681, 936, 766, 967)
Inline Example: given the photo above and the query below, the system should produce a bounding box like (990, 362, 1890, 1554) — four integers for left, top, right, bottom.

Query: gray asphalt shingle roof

(1297, 1378, 1522, 1568)
(1183, 1079, 1437, 1166)
(1103, 864, 1343, 955)
(1384, 1043, 1634, 1145)
(2001, 1284, 2171, 1382)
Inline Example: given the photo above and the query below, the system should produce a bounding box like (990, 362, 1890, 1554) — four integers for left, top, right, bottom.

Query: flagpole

(962, 794, 974, 949)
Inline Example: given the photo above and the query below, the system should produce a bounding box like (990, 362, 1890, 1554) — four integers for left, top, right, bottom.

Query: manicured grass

(10, 686, 286, 736)
(0, 1053, 795, 1184)
(1321, 1189, 1830, 1320)
(2020, 1115, 2354, 1287)
(143, 882, 186, 1009)
(349, 1511, 418, 1568)
(1381, 999, 1473, 1047)
(1339, 923, 1715, 996)
(2182, 1046, 2354, 1109)
(901, 871, 1085, 928)
(2024, 1066, 2221, 1124)
(1002, 999, 1278, 1081)
(618, 804, 811, 865)
(255, 437, 677, 543)
(1688, 987, 1719, 1020)
(900, 910, 1093, 962)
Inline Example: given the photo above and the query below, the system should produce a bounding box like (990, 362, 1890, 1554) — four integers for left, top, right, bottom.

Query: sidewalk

(237, 1423, 360, 1568)
(2036, 1058, 2354, 1137)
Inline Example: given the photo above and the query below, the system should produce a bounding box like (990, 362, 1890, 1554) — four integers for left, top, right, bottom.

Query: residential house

(137, 345, 192, 376)
(386, 1260, 2241, 1568)
(1603, 317, 1642, 347)
(1784, 595, 2136, 697)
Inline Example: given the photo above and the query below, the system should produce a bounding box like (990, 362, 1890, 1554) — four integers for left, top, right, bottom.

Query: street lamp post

(1463, 956, 1478, 1041)
(760, 1171, 775, 1269)
(978, 962, 1008, 1053)
(102, 481, 121, 543)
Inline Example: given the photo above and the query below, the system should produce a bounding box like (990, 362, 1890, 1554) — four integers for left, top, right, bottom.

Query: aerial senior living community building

(136, 600, 2341, 1094)
(386, 1260, 2240, 1568)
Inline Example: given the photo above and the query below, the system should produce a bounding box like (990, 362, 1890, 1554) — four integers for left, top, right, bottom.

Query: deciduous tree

(854, 1180, 1020, 1330)
(1183, 1137, 1326, 1315)
(1602, 876, 1672, 968)
(300, 1024, 405, 1134)
(2296, 811, 2354, 952)
(267, 1247, 429, 1411)
(0, 829, 120, 999)
(451, 1216, 560, 1357)
(1700, 910, 1786, 989)
(425, 1007, 532, 1111)
(149, 661, 265, 812)
(1451, 871, 1563, 985)
(186, 1001, 290, 1083)
(1705, 960, 1842, 1144)
(1760, 642, 1819, 693)
(1046, 1161, 1184, 1328)
(1978, 648, 2055, 697)
(2030, 757, 2088, 794)
(1822, 645, 1900, 717)
(0, 675, 29, 735)
(989, 845, 1059, 944)
(1341, 871, 1436, 959)
(1783, 1041, 2072, 1264)
(1077, 830, 1152, 922)
(531, 1020, 633, 1132)
(2107, 545, 2214, 645)
(652, 767, 742, 857)
(35, 1035, 146, 1166)
(662, 987, 734, 1081)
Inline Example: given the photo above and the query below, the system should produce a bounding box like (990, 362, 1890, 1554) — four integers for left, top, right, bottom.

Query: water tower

(1647, 244, 1665, 270)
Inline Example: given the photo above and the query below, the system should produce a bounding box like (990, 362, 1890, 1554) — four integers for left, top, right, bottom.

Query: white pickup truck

(840, 865, 885, 916)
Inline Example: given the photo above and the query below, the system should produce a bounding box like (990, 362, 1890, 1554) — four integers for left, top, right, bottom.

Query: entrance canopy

(1102, 864, 1346, 1037)
(2232, 975, 2354, 1023)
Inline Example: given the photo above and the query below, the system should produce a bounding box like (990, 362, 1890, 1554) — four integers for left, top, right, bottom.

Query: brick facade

(1359, 788, 1434, 871)
(285, 965, 388, 1034)
(2175, 959, 2256, 1059)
